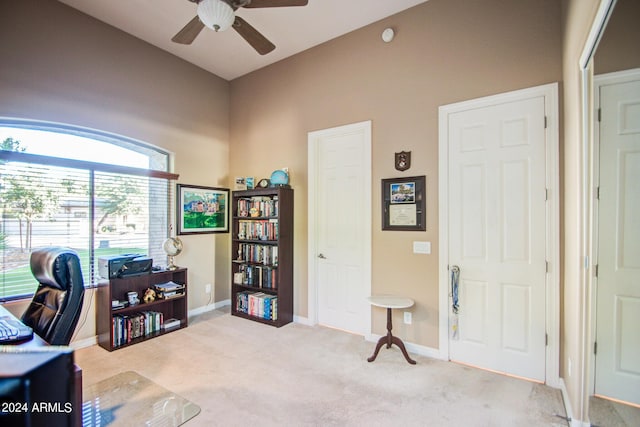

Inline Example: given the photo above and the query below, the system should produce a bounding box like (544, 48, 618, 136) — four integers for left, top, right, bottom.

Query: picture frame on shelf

(381, 175, 426, 231)
(177, 184, 229, 234)
(246, 177, 255, 190)
(234, 177, 247, 190)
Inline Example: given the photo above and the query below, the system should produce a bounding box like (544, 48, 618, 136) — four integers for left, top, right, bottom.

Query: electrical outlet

(205, 283, 211, 294)
(404, 311, 412, 324)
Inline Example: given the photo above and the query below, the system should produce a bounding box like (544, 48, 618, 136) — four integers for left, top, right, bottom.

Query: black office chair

(21, 247, 85, 345)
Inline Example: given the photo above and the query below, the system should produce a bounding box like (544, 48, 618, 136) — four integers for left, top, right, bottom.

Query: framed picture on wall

(381, 175, 426, 231)
(177, 184, 229, 234)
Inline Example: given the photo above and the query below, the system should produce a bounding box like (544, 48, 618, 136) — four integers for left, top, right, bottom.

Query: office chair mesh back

(21, 247, 85, 345)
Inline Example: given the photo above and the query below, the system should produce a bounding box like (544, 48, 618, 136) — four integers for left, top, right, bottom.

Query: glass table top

(82, 371, 200, 427)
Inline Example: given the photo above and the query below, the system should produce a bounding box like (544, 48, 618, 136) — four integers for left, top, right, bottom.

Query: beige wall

(594, 0, 640, 74)
(229, 0, 563, 348)
(0, 0, 231, 340)
(560, 0, 600, 421)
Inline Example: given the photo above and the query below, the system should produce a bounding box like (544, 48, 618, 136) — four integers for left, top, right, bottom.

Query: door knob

(318, 253, 326, 259)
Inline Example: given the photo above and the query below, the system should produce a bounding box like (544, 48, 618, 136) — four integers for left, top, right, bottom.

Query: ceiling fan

(172, 0, 309, 55)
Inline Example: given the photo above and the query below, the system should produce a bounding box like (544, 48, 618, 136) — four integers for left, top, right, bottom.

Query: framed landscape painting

(177, 184, 229, 234)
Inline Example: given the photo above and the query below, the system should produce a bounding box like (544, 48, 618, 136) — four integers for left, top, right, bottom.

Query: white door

(595, 73, 640, 405)
(308, 121, 371, 334)
(446, 94, 548, 381)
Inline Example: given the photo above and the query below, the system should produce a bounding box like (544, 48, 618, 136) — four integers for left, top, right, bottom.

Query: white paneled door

(308, 121, 371, 335)
(446, 93, 548, 381)
(595, 72, 640, 405)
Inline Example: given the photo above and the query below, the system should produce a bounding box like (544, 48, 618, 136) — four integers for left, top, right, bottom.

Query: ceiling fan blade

(172, 16, 205, 45)
(232, 16, 275, 55)
(242, 0, 308, 8)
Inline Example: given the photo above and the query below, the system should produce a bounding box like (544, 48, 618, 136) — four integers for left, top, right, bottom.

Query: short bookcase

(231, 187, 293, 327)
(96, 268, 188, 351)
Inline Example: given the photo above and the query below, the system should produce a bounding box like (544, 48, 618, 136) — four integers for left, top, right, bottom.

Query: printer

(98, 254, 153, 279)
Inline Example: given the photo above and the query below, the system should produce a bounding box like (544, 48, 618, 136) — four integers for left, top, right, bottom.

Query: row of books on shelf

(234, 264, 278, 289)
(111, 311, 180, 347)
(236, 291, 278, 321)
(237, 196, 278, 218)
(237, 219, 279, 241)
(236, 243, 278, 266)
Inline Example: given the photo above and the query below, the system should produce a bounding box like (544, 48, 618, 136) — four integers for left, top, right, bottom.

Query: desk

(0, 304, 82, 426)
(367, 296, 416, 365)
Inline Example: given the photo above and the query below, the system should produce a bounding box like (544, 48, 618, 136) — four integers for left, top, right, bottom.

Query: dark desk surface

(0, 304, 48, 348)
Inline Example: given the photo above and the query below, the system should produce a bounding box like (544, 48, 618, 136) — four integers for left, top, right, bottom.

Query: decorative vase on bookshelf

(231, 187, 293, 327)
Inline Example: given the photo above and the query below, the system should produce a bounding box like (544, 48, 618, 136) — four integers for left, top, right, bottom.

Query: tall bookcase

(96, 268, 188, 351)
(231, 187, 293, 327)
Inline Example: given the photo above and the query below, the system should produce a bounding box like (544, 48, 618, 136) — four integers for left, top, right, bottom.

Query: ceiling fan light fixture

(198, 0, 235, 32)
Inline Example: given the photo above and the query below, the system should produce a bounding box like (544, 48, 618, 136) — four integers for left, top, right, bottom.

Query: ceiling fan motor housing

(198, 0, 236, 32)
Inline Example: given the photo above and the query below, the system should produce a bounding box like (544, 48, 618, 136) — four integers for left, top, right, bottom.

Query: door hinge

(546, 261, 549, 273)
(597, 108, 602, 122)
(545, 188, 549, 201)
(544, 116, 548, 129)
(545, 333, 548, 346)
(596, 186, 600, 200)
(595, 264, 599, 278)
(594, 341, 598, 355)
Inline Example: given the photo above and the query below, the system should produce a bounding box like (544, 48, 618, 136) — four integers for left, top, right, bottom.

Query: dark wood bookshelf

(96, 268, 188, 351)
(231, 187, 293, 327)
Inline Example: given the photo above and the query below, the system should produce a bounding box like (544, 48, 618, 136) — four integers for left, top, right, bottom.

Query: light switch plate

(404, 311, 412, 324)
(413, 241, 431, 254)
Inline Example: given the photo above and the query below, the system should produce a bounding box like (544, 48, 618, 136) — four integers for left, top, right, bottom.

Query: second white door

(308, 121, 371, 335)
(445, 91, 548, 381)
(594, 71, 640, 405)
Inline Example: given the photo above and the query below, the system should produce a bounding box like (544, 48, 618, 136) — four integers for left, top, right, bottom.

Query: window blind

(0, 153, 175, 301)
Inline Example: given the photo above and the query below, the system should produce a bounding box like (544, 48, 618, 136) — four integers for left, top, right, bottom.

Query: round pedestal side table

(366, 295, 416, 365)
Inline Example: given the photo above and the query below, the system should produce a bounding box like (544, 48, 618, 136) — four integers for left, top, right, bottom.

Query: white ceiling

(57, 0, 428, 81)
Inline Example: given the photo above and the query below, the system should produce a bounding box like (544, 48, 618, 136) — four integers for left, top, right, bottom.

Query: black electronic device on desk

(0, 346, 76, 427)
(0, 315, 33, 344)
(98, 254, 152, 279)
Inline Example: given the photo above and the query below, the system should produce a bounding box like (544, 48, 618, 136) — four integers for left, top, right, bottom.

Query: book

(163, 318, 181, 330)
(154, 281, 185, 299)
(154, 281, 184, 292)
(111, 300, 127, 310)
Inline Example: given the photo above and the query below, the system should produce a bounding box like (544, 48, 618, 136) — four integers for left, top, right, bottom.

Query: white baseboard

(558, 378, 590, 427)
(365, 333, 445, 360)
(70, 335, 97, 350)
(293, 315, 313, 326)
(189, 298, 230, 318)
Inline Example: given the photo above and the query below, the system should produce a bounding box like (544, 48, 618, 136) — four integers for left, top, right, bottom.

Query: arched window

(0, 120, 177, 301)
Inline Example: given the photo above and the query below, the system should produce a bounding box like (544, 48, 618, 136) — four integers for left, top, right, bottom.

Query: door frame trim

(307, 120, 372, 334)
(438, 83, 560, 386)
(589, 67, 640, 396)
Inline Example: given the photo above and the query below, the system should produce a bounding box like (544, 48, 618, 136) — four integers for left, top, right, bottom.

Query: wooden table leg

(367, 307, 416, 365)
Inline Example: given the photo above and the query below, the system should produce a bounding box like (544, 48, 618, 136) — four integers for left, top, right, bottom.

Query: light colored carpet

(589, 396, 640, 427)
(76, 307, 568, 426)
